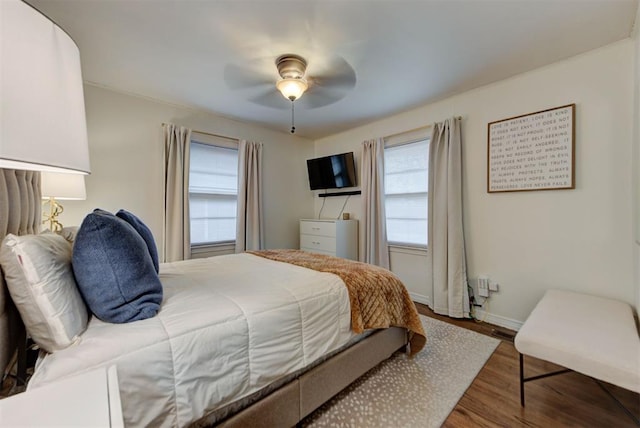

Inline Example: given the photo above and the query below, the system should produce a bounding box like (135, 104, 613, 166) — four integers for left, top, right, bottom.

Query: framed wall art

(487, 104, 575, 193)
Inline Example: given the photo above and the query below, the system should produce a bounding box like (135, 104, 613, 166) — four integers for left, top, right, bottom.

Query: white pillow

(0, 233, 88, 352)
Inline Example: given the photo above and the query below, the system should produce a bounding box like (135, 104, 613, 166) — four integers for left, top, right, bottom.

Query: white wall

(315, 40, 636, 328)
(60, 84, 315, 252)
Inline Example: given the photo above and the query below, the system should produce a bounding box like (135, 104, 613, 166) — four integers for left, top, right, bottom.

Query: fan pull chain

(290, 100, 296, 134)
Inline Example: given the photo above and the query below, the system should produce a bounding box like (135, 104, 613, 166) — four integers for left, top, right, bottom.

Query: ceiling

(27, 0, 638, 140)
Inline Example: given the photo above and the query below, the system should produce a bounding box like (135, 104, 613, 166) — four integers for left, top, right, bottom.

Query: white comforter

(28, 253, 354, 427)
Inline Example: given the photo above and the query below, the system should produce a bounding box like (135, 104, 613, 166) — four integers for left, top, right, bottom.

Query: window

(189, 141, 238, 245)
(384, 138, 429, 247)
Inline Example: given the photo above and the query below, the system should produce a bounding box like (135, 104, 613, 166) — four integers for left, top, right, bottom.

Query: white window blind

(384, 138, 429, 246)
(189, 142, 238, 245)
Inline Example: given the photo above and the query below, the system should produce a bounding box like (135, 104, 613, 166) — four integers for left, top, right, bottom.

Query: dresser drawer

(300, 234, 337, 253)
(300, 247, 335, 257)
(300, 221, 336, 237)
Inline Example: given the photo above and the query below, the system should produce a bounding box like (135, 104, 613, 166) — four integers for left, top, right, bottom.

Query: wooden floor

(415, 303, 640, 427)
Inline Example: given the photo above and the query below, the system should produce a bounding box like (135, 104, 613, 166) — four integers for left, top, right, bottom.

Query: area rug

(303, 315, 500, 427)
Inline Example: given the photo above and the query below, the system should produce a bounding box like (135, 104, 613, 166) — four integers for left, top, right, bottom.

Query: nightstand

(0, 366, 123, 427)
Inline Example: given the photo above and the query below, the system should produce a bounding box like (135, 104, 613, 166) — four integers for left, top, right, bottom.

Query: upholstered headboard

(0, 169, 41, 377)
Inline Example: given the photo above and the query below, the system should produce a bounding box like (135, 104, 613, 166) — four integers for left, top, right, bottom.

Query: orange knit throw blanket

(248, 249, 426, 356)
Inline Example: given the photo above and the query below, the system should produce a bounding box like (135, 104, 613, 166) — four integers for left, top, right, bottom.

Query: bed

(0, 168, 426, 427)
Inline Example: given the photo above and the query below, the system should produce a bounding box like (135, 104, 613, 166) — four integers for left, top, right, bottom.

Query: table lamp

(0, 0, 91, 175)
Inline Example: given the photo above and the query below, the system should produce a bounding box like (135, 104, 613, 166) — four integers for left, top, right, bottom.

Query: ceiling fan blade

(249, 88, 290, 109)
(224, 61, 273, 90)
(297, 88, 344, 109)
(311, 74, 356, 92)
(287, 54, 356, 109)
(307, 55, 357, 91)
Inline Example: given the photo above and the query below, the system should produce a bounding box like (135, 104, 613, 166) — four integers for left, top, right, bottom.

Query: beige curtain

(235, 140, 264, 252)
(427, 117, 469, 318)
(360, 138, 389, 268)
(163, 123, 192, 262)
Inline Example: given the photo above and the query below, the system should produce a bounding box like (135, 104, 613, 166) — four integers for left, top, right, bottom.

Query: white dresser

(300, 219, 358, 260)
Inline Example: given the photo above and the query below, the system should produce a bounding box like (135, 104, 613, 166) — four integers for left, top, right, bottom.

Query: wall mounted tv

(306, 152, 357, 190)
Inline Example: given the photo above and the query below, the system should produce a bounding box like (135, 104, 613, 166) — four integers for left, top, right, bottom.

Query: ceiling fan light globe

(276, 78, 308, 101)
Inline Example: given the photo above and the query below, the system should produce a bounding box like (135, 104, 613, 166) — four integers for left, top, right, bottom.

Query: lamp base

(42, 197, 64, 233)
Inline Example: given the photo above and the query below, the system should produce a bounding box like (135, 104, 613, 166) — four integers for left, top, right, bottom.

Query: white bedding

(28, 253, 355, 427)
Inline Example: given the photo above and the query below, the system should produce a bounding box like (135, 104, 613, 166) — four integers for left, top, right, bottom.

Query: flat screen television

(306, 152, 357, 190)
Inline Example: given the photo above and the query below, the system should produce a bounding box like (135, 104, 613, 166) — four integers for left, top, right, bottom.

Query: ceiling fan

(224, 53, 357, 133)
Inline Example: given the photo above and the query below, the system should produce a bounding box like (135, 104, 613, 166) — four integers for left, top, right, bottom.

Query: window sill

(191, 241, 236, 258)
(191, 240, 235, 249)
(388, 243, 428, 256)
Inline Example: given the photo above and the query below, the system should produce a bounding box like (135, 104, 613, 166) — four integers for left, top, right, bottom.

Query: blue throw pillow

(72, 209, 163, 323)
(115, 209, 159, 273)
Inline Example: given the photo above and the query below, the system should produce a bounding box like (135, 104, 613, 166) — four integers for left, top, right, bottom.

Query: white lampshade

(0, 0, 91, 174)
(276, 78, 308, 101)
(41, 172, 86, 200)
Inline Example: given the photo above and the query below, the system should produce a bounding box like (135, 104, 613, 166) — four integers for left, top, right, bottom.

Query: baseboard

(473, 309, 523, 331)
(412, 292, 523, 331)
(410, 292, 430, 306)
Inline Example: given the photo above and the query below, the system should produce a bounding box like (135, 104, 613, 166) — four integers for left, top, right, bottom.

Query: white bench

(514, 289, 640, 421)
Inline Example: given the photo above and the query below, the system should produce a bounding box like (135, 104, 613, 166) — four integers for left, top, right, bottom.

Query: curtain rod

(384, 125, 430, 140)
(162, 123, 237, 142)
(384, 116, 462, 140)
(192, 129, 237, 142)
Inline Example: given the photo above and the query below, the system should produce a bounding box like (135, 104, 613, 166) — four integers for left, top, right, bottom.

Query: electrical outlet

(489, 282, 499, 292)
(478, 277, 489, 297)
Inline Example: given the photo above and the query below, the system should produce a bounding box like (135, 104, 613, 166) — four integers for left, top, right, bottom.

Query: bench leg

(519, 353, 571, 408)
(593, 379, 640, 426)
(519, 353, 525, 407)
(520, 361, 640, 425)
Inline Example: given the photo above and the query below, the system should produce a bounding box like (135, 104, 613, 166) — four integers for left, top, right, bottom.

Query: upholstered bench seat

(515, 289, 640, 394)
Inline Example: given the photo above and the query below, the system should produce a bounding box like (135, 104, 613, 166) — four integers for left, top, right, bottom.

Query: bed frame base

(212, 326, 407, 427)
